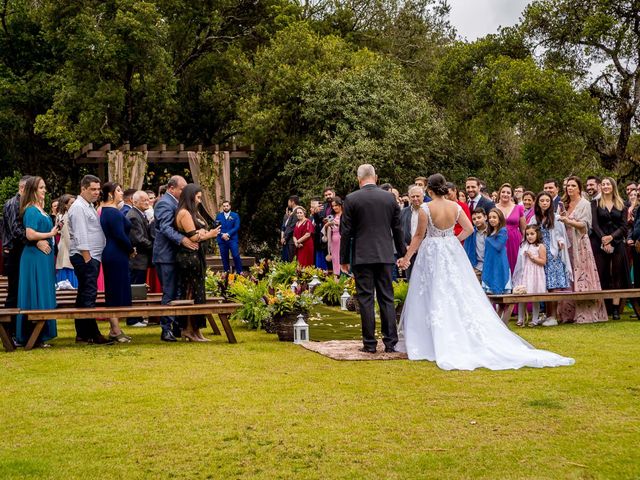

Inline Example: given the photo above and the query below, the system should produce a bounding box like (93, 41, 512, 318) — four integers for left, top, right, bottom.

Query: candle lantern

(293, 314, 309, 344)
(340, 288, 350, 310)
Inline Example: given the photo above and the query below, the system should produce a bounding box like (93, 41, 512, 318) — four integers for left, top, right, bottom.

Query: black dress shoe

(161, 330, 177, 342)
(75, 336, 89, 343)
(89, 335, 115, 345)
(359, 346, 376, 354)
(384, 346, 397, 353)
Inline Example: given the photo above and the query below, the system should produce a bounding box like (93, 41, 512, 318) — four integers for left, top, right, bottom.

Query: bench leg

(0, 323, 15, 352)
(218, 313, 237, 344)
(206, 314, 222, 336)
(630, 298, 640, 319)
(501, 304, 515, 326)
(25, 321, 45, 351)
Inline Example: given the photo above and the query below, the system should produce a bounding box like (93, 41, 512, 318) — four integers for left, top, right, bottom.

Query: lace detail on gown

(397, 203, 574, 371)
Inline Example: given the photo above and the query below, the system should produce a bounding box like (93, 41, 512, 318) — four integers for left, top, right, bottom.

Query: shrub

(227, 280, 270, 329)
(314, 276, 348, 306)
(268, 260, 299, 287)
(393, 280, 409, 308)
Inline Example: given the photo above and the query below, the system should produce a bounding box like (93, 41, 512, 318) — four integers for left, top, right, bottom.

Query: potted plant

(227, 279, 271, 330)
(393, 280, 409, 322)
(313, 275, 349, 306)
(265, 287, 317, 341)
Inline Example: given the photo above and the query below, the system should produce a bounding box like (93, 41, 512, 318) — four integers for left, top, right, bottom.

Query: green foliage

(313, 276, 349, 306)
(0, 171, 21, 211)
(265, 287, 317, 317)
(393, 280, 409, 307)
(268, 260, 299, 287)
(227, 280, 270, 329)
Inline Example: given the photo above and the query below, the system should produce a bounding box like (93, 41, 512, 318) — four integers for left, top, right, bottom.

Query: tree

(524, 0, 640, 172)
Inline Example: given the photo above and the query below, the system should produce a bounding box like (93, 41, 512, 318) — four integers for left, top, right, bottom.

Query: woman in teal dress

(16, 176, 59, 347)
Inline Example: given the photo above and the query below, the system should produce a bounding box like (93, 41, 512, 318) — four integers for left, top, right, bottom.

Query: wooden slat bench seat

(488, 288, 640, 324)
(0, 302, 240, 352)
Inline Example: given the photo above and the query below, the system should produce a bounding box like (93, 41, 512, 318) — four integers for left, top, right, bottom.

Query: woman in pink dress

(293, 207, 315, 267)
(496, 183, 526, 272)
(557, 176, 608, 323)
(326, 197, 343, 277)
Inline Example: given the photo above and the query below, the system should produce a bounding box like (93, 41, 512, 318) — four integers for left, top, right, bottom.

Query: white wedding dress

(396, 204, 575, 371)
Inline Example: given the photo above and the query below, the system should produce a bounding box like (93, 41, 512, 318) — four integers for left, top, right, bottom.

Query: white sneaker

(542, 317, 558, 327)
(130, 322, 147, 328)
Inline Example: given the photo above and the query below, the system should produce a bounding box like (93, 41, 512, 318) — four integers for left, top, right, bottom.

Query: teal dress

(16, 205, 57, 344)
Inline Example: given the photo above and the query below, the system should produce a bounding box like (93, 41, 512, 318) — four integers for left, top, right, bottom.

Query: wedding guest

(120, 188, 136, 215)
(585, 176, 601, 201)
(215, 200, 242, 273)
(414, 176, 432, 202)
(630, 198, 640, 288)
(68, 175, 111, 344)
(145, 190, 156, 222)
(445, 182, 471, 240)
(463, 207, 489, 279)
(293, 206, 314, 267)
(16, 176, 59, 347)
(528, 192, 572, 326)
(627, 187, 640, 287)
(310, 198, 328, 270)
(321, 187, 335, 218)
(2, 175, 32, 340)
(153, 175, 198, 342)
(400, 185, 425, 279)
(490, 191, 499, 203)
(100, 182, 133, 343)
(482, 208, 511, 294)
(512, 225, 547, 327)
(281, 195, 299, 261)
(557, 176, 608, 323)
(514, 185, 525, 205)
(127, 190, 153, 327)
(325, 196, 343, 278)
(175, 184, 220, 341)
(465, 177, 494, 212)
(591, 177, 630, 319)
(458, 190, 467, 203)
(522, 191, 536, 223)
(625, 181, 637, 206)
(543, 178, 563, 212)
(55, 194, 77, 288)
(495, 183, 526, 273)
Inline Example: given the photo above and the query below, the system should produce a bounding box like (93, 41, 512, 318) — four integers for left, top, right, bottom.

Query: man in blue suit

(152, 175, 198, 342)
(215, 201, 242, 274)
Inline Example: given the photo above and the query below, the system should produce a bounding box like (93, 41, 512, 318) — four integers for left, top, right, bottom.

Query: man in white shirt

(400, 185, 425, 279)
(68, 175, 111, 344)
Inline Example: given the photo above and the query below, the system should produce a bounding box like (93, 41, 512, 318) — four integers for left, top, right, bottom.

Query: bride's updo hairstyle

(427, 173, 449, 196)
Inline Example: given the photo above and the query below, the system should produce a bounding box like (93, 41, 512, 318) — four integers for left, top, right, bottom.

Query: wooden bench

(488, 288, 640, 324)
(0, 302, 240, 352)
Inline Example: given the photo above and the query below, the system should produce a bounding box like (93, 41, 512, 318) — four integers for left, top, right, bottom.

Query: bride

(396, 174, 574, 371)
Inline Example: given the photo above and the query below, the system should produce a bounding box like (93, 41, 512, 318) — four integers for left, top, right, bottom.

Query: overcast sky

(447, 0, 531, 40)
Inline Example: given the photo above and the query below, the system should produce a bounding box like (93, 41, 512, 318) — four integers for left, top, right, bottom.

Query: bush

(314, 276, 348, 306)
(393, 280, 409, 308)
(0, 171, 21, 212)
(227, 280, 270, 329)
(268, 260, 299, 287)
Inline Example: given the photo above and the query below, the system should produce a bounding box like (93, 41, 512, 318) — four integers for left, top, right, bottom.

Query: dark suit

(400, 206, 419, 279)
(282, 211, 297, 261)
(127, 207, 152, 326)
(340, 184, 406, 350)
(467, 195, 495, 214)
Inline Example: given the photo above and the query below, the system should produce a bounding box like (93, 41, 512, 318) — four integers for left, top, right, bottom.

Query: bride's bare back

(427, 198, 461, 230)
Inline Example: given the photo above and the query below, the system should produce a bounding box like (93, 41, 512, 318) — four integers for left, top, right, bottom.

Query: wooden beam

(117, 143, 131, 152)
(98, 143, 112, 152)
(134, 144, 147, 152)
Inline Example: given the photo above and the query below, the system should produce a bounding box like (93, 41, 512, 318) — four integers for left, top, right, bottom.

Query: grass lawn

(1, 307, 639, 479)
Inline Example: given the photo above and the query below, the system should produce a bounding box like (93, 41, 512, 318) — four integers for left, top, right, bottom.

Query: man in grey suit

(152, 175, 198, 342)
(340, 164, 406, 353)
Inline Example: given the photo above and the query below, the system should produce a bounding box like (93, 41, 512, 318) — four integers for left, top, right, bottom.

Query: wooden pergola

(74, 142, 253, 214)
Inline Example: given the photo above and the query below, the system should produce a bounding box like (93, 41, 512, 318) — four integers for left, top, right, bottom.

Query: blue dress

(541, 226, 569, 290)
(481, 227, 512, 294)
(100, 207, 133, 307)
(16, 206, 57, 344)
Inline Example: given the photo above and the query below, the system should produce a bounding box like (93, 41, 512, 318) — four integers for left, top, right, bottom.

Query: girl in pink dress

(326, 197, 343, 277)
(513, 225, 547, 326)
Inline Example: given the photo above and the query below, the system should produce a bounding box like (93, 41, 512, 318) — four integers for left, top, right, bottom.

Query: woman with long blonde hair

(591, 177, 630, 319)
(16, 176, 59, 347)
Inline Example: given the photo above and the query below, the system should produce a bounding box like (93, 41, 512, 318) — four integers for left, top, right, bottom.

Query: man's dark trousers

(70, 254, 102, 339)
(352, 263, 397, 351)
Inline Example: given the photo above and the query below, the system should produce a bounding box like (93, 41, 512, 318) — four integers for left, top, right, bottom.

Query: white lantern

(290, 280, 298, 292)
(340, 288, 350, 310)
(308, 274, 321, 291)
(293, 314, 309, 344)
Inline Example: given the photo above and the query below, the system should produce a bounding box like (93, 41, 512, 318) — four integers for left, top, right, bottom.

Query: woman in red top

(446, 182, 472, 240)
(293, 206, 315, 266)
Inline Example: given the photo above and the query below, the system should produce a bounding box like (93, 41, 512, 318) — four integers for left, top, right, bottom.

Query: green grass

(0, 308, 639, 479)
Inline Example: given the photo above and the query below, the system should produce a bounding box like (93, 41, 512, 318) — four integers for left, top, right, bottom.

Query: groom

(340, 164, 406, 353)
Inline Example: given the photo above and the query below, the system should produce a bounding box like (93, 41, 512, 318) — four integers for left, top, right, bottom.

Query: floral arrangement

(265, 286, 318, 318)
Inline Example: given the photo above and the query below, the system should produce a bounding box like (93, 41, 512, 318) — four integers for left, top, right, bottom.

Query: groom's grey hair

(357, 164, 376, 180)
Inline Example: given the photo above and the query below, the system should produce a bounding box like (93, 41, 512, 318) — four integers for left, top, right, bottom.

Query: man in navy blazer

(215, 201, 242, 273)
(465, 176, 495, 213)
(152, 175, 198, 342)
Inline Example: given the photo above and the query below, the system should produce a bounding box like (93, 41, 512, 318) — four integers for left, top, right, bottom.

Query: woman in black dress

(174, 184, 220, 341)
(591, 177, 630, 319)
